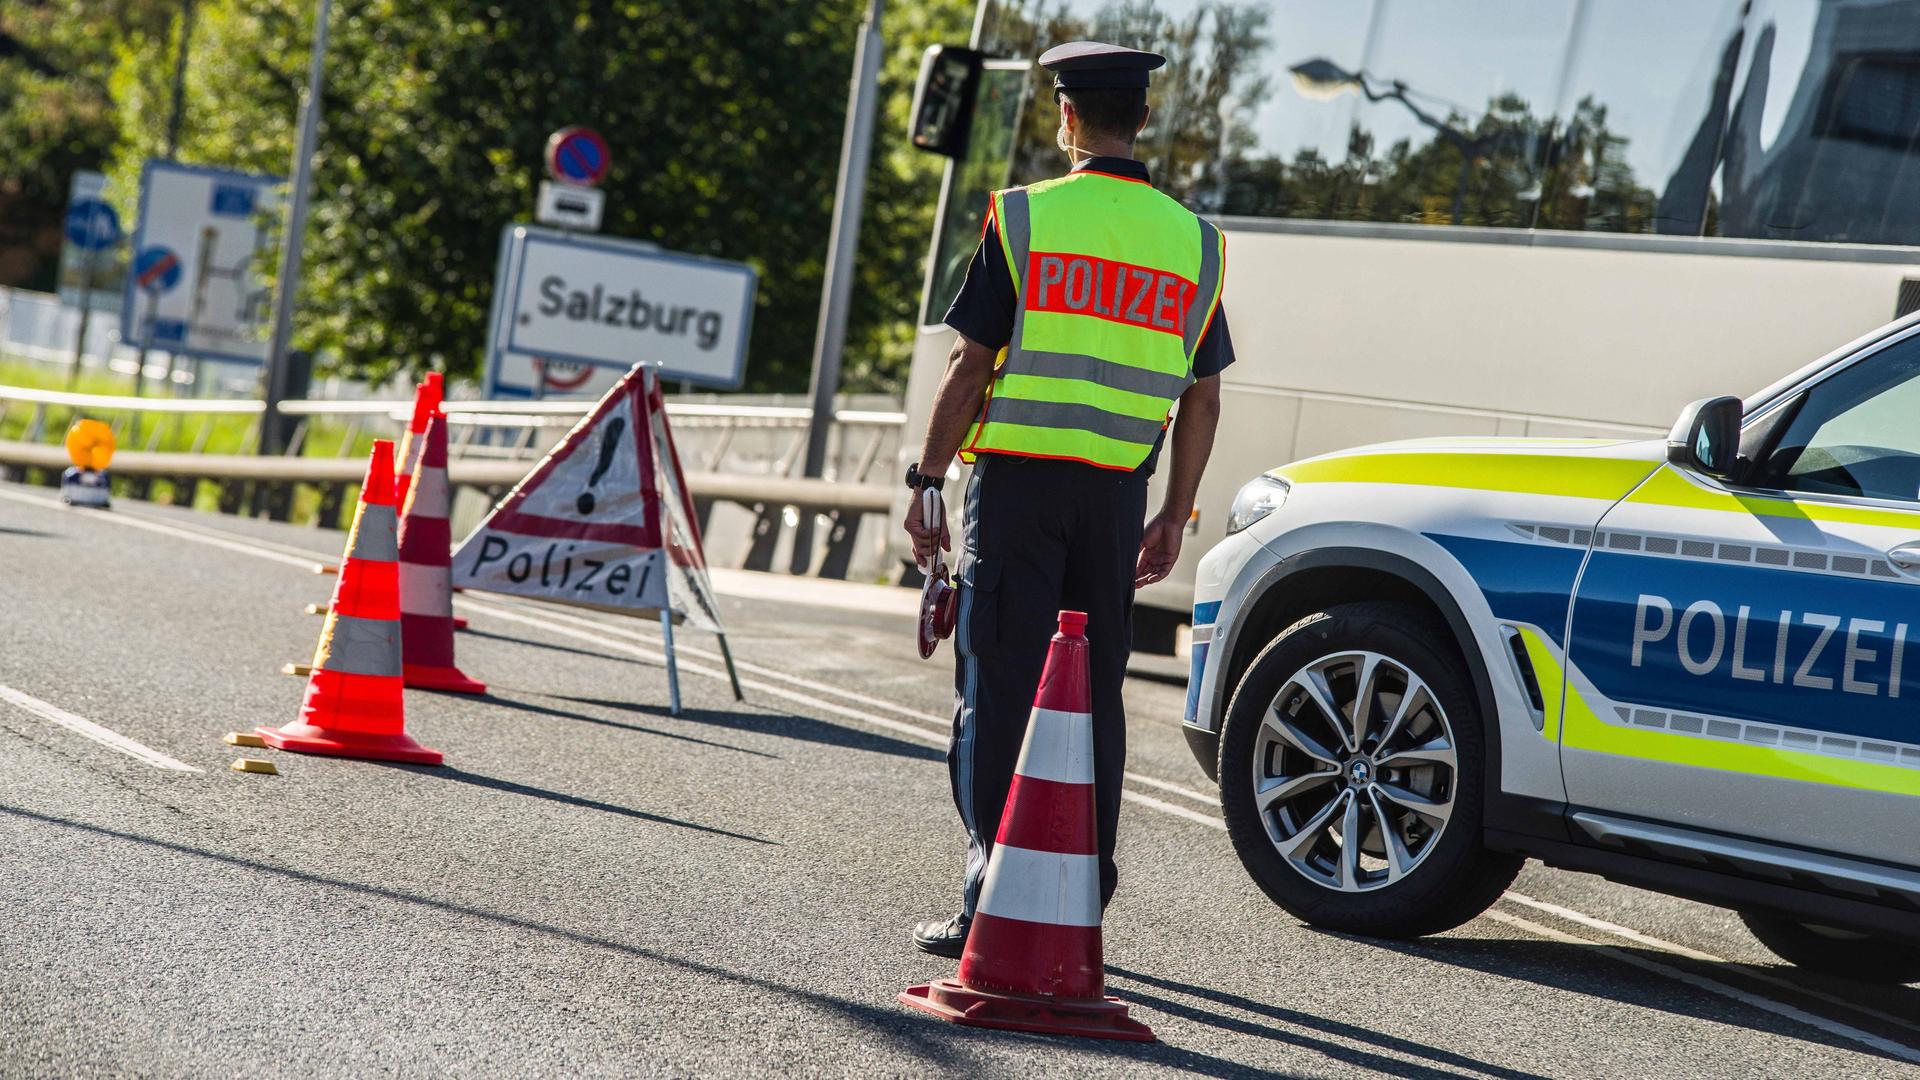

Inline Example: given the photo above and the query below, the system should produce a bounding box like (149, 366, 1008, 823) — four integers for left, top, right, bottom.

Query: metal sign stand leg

(659, 610, 682, 715)
(716, 631, 744, 702)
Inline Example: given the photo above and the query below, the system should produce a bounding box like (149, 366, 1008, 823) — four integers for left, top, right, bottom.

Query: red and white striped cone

(258, 441, 443, 765)
(303, 374, 438, 585)
(397, 413, 484, 694)
(900, 610, 1153, 1042)
(392, 371, 443, 511)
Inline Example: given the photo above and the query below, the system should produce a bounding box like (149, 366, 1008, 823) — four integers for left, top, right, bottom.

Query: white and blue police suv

(1186, 313, 1920, 983)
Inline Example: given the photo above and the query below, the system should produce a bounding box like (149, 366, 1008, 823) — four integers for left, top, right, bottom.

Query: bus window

(1714, 0, 1920, 247)
(1534, 0, 1746, 236)
(1317, 0, 1577, 228)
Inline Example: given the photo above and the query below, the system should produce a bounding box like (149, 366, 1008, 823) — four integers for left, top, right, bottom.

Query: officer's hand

(905, 495, 950, 567)
(1135, 511, 1184, 588)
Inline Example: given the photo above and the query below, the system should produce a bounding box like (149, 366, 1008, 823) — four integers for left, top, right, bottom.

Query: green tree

(0, 1, 174, 291)
(106, 0, 966, 394)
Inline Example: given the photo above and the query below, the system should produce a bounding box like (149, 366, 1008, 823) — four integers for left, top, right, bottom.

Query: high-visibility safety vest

(960, 170, 1225, 471)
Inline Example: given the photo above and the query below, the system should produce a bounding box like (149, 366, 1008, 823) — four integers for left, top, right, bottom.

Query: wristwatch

(905, 462, 945, 492)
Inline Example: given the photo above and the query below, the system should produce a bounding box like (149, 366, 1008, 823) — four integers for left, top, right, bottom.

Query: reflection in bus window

(1715, 0, 1920, 246)
(967, 0, 1920, 248)
(1537, 1, 1746, 236)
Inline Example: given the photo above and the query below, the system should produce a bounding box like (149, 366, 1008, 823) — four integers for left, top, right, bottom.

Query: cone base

(403, 663, 486, 695)
(255, 722, 443, 766)
(453, 616, 469, 631)
(899, 979, 1154, 1043)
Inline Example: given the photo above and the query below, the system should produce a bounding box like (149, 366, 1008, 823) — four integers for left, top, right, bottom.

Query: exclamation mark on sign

(576, 417, 626, 515)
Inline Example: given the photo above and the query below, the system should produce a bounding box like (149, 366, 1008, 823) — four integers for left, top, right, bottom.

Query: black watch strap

(906, 462, 945, 492)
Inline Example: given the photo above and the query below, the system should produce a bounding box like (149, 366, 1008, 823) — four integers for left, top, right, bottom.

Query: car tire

(1219, 602, 1521, 938)
(1740, 912, 1920, 985)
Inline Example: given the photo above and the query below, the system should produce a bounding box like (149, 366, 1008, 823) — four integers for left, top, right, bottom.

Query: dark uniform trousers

(949, 452, 1148, 917)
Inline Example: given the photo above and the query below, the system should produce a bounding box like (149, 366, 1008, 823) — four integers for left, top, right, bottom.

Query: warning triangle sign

(451, 365, 720, 629)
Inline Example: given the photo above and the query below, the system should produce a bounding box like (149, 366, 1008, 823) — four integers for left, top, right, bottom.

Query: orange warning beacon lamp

(61, 418, 115, 509)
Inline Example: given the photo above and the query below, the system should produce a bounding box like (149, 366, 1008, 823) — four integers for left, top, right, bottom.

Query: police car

(1185, 314, 1920, 983)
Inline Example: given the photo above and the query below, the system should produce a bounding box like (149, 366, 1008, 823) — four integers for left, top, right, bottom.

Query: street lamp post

(791, 0, 885, 573)
(259, 0, 332, 456)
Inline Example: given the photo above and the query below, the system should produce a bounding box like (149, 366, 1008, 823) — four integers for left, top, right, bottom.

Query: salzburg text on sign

(502, 228, 756, 389)
(534, 279, 724, 351)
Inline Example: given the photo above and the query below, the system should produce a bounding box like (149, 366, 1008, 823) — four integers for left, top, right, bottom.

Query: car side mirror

(1667, 396, 1743, 480)
(909, 45, 984, 157)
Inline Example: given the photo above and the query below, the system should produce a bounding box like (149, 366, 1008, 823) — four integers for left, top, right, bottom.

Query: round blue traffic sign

(545, 126, 611, 187)
(64, 198, 122, 251)
(132, 245, 183, 294)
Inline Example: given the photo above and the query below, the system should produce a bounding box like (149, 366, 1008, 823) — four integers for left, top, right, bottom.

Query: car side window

(1754, 334, 1920, 504)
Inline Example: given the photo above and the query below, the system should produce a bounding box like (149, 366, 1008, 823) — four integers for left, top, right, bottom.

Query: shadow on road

(458, 627, 650, 667)
(0, 804, 978, 1072)
(552, 694, 947, 765)
(1351, 932, 1918, 1067)
(1106, 965, 1544, 1080)
(0, 804, 1606, 1077)
(369, 764, 779, 846)
(0, 526, 55, 538)
(456, 692, 780, 760)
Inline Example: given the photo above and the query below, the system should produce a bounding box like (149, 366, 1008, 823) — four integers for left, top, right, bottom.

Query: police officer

(904, 40, 1234, 957)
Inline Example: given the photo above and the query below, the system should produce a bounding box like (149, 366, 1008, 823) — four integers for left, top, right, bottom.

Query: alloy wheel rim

(1251, 650, 1458, 892)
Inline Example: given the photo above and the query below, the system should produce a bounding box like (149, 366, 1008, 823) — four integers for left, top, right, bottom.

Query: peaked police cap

(1038, 41, 1167, 90)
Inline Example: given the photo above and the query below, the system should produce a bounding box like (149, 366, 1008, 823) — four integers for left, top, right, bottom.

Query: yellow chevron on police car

(1182, 315, 1920, 974)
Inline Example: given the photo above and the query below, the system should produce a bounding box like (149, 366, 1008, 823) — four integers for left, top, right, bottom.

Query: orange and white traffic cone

(397, 413, 484, 694)
(393, 371, 443, 511)
(900, 610, 1153, 1042)
(259, 441, 443, 765)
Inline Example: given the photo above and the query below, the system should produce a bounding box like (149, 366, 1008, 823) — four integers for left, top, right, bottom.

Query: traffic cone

(900, 610, 1153, 1042)
(393, 371, 443, 511)
(397, 414, 484, 694)
(258, 441, 443, 765)
(304, 375, 438, 589)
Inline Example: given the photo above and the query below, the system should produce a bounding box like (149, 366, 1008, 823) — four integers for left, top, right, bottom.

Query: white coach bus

(899, 0, 1920, 652)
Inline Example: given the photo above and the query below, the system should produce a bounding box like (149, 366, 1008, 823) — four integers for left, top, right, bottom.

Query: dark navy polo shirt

(942, 155, 1236, 476)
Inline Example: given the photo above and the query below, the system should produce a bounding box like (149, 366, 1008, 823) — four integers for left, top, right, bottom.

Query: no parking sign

(545, 127, 611, 187)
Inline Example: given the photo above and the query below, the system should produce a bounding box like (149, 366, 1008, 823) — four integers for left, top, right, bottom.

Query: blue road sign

(64, 198, 122, 251)
(210, 183, 256, 217)
(132, 246, 183, 294)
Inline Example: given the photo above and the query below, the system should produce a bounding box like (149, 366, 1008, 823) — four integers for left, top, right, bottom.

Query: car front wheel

(1218, 602, 1521, 937)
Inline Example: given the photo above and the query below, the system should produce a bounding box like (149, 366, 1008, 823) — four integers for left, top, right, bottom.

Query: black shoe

(912, 913, 970, 959)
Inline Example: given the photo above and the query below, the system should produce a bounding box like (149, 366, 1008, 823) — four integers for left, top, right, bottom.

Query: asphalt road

(2, 478, 1917, 1079)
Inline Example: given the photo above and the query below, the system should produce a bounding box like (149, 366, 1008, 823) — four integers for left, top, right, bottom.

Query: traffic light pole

(259, 0, 331, 456)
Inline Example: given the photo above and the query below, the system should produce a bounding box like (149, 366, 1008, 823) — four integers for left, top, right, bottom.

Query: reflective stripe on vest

(963, 172, 1224, 470)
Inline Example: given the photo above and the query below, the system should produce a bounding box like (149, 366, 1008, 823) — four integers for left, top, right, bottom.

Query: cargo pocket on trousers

(954, 549, 1002, 657)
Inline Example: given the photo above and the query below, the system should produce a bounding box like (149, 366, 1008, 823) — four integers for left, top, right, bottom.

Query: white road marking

(0, 487, 318, 569)
(0, 683, 199, 772)
(1486, 908, 1920, 1066)
(23, 487, 1917, 1060)
(1505, 891, 1920, 1040)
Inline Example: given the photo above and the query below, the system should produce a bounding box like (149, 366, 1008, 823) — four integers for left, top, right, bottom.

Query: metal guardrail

(0, 383, 905, 424)
(0, 383, 904, 579)
(0, 438, 890, 510)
